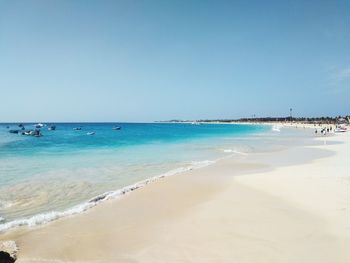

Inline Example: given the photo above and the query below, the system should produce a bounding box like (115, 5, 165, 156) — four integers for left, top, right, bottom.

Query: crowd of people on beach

(315, 126, 333, 136)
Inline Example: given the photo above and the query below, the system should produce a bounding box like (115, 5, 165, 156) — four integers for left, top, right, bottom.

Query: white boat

(87, 132, 95, 135)
(23, 129, 42, 137)
(34, 123, 45, 128)
(23, 130, 33, 136)
(334, 126, 347, 133)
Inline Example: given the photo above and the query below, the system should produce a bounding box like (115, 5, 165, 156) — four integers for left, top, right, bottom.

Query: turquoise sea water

(0, 122, 300, 231)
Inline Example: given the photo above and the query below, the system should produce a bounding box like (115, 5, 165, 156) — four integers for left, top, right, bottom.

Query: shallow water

(0, 123, 312, 231)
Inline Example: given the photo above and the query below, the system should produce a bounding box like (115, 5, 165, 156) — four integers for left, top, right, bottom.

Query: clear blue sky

(0, 0, 349, 122)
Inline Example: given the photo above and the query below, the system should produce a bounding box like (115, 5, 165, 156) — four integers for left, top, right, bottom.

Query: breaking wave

(0, 160, 215, 233)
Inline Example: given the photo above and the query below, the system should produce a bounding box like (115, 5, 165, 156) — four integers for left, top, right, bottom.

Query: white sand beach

(1, 130, 350, 262)
(2, 0, 350, 261)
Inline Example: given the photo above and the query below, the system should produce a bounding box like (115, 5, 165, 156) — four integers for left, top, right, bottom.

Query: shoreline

(0, 125, 310, 234)
(0, 159, 216, 233)
(201, 120, 338, 129)
(1, 129, 350, 262)
(0, 122, 268, 230)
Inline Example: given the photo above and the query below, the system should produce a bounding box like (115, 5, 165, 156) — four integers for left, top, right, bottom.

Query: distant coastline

(158, 115, 350, 125)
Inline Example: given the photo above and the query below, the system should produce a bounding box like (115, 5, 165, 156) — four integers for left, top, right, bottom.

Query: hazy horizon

(1, 0, 349, 122)
(0, 113, 347, 124)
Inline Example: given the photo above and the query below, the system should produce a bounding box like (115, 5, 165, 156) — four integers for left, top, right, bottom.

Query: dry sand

(1, 130, 350, 263)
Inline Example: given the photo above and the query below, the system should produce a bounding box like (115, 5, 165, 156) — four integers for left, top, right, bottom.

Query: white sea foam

(272, 125, 281, 132)
(223, 149, 248, 155)
(0, 160, 216, 233)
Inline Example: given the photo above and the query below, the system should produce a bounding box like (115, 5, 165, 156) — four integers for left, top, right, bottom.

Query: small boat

(22, 130, 32, 136)
(334, 126, 347, 133)
(22, 129, 43, 137)
(34, 123, 44, 129)
(112, 126, 121, 130)
(48, 125, 56, 131)
(33, 129, 43, 137)
(9, 130, 20, 134)
(87, 132, 95, 136)
(18, 124, 24, 128)
(73, 127, 82, 131)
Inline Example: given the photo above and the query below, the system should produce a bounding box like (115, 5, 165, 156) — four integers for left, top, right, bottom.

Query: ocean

(0, 122, 306, 232)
